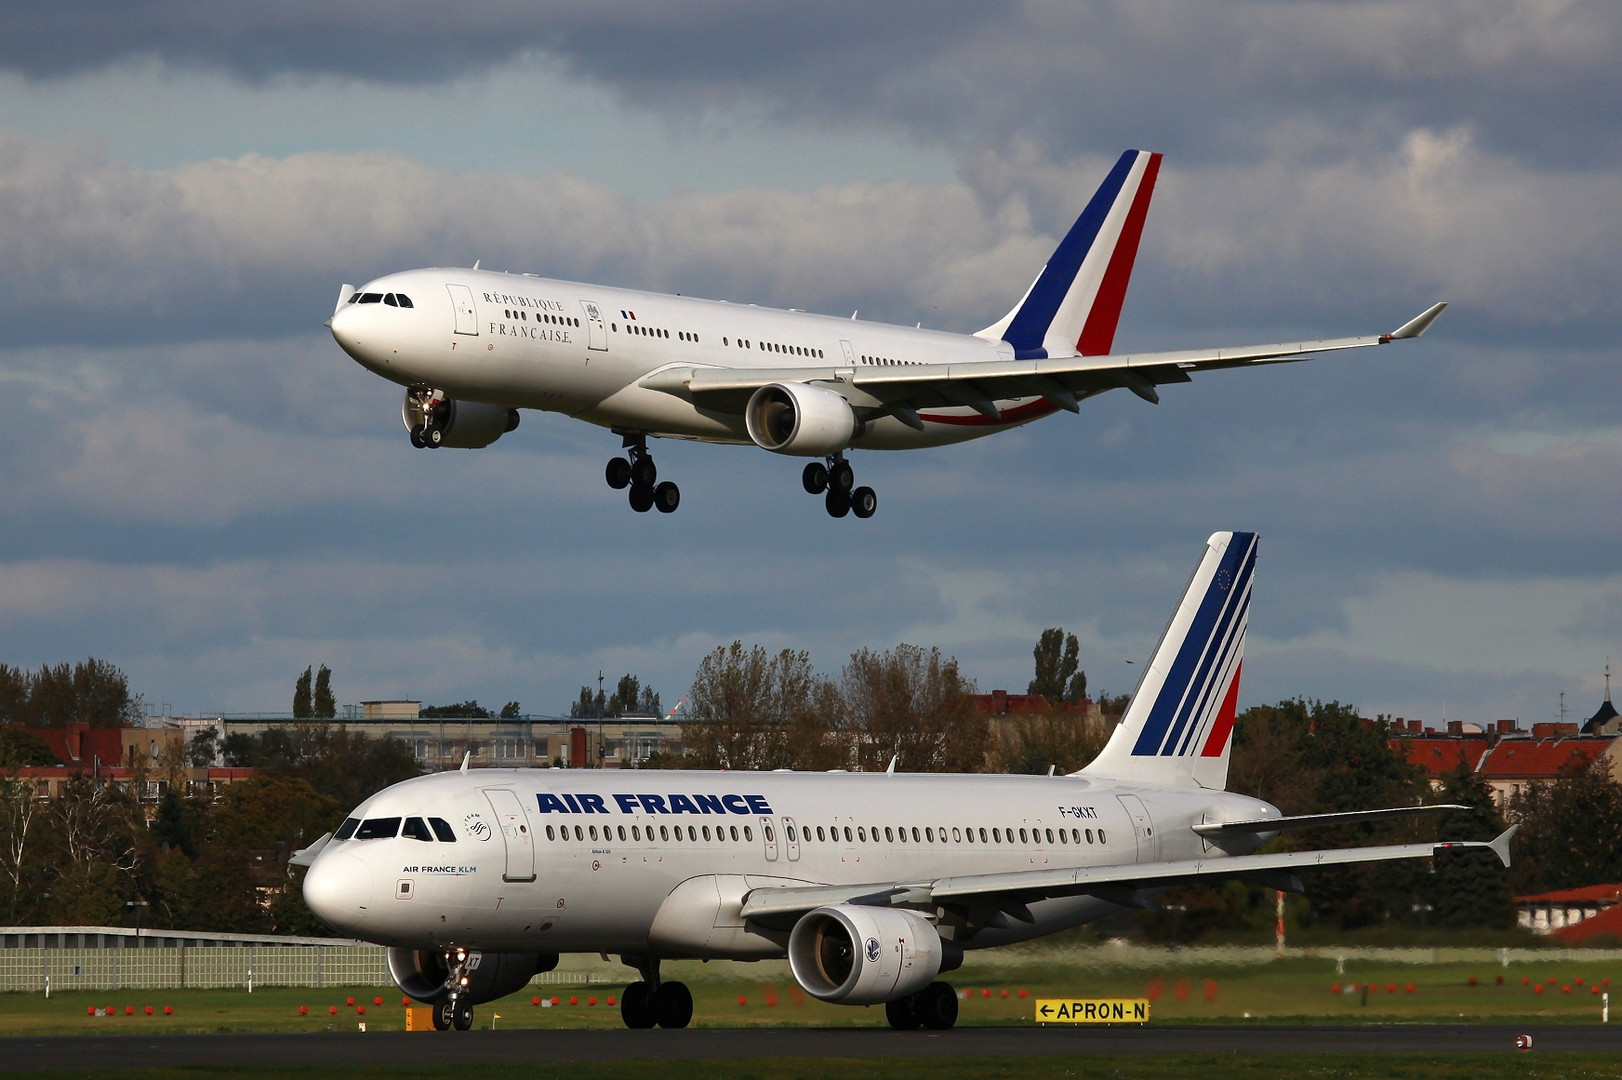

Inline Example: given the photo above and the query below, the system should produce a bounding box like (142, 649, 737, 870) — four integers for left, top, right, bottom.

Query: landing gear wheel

(885, 994, 921, 1030)
(829, 460, 854, 493)
(432, 998, 453, 1031)
(451, 996, 474, 1031)
(850, 486, 877, 519)
(424, 425, 442, 448)
(629, 484, 654, 513)
(653, 481, 680, 514)
(409, 427, 426, 449)
(631, 456, 657, 488)
(917, 982, 958, 1030)
(620, 981, 657, 1029)
(825, 487, 851, 518)
(605, 457, 632, 490)
(802, 462, 829, 494)
(654, 980, 693, 1029)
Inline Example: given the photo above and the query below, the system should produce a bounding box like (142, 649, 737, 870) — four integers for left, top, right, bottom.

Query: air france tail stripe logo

(1002, 150, 1141, 360)
(1199, 661, 1244, 758)
(1131, 533, 1257, 758)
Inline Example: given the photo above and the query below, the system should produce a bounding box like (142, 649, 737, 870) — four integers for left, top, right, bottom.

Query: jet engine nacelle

(386, 947, 556, 1005)
(745, 382, 857, 456)
(786, 905, 943, 1005)
(401, 390, 520, 449)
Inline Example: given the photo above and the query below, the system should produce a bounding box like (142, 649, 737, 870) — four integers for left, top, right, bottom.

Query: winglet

(1488, 824, 1518, 868)
(1384, 302, 1448, 341)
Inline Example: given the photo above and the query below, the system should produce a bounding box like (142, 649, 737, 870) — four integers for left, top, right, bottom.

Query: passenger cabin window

(334, 817, 359, 841)
(429, 817, 456, 842)
(402, 817, 432, 841)
(355, 817, 401, 839)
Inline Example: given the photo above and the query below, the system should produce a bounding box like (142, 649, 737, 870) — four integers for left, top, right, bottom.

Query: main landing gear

(884, 981, 959, 1030)
(617, 958, 692, 1029)
(605, 433, 680, 514)
(801, 454, 876, 519)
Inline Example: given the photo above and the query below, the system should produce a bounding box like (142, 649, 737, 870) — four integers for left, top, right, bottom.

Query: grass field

(3, 952, 1619, 1036)
(9, 1057, 1622, 1080)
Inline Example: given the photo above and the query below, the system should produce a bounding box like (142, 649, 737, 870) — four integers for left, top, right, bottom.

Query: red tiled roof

(1390, 737, 1490, 777)
(1551, 901, 1622, 945)
(1516, 884, 1622, 906)
(30, 727, 124, 769)
(1480, 737, 1613, 781)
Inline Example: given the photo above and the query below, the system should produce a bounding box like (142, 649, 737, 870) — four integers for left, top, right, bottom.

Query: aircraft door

(782, 817, 801, 862)
(1116, 794, 1158, 863)
(579, 299, 608, 351)
(483, 788, 537, 883)
(839, 339, 856, 365)
(448, 284, 479, 336)
(760, 816, 779, 862)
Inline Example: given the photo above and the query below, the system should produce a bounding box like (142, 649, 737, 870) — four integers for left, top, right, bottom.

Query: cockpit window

(356, 293, 383, 304)
(383, 293, 398, 307)
(396, 294, 413, 308)
(402, 817, 432, 841)
(354, 816, 401, 839)
(334, 817, 359, 841)
(429, 817, 456, 842)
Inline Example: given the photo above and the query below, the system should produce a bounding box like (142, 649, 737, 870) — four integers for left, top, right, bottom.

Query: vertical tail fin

(978, 149, 1161, 359)
(1080, 531, 1256, 789)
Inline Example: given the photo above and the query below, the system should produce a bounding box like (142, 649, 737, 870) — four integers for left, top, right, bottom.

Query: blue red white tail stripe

(1081, 531, 1256, 790)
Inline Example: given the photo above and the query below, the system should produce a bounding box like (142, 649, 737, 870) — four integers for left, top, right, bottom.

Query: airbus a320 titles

(297, 531, 1512, 1032)
(328, 151, 1447, 518)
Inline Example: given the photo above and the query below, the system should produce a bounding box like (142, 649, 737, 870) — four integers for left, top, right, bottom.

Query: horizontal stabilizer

(1192, 803, 1469, 836)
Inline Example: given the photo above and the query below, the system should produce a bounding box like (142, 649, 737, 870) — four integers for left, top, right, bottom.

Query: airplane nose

(303, 851, 373, 932)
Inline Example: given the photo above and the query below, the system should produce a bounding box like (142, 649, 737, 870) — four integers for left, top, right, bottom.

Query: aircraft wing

(1191, 803, 1469, 837)
(737, 824, 1513, 924)
(640, 303, 1447, 419)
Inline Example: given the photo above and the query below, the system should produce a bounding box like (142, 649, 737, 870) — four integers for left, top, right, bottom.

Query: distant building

(1515, 883, 1622, 939)
(1388, 717, 1621, 805)
(1581, 665, 1619, 735)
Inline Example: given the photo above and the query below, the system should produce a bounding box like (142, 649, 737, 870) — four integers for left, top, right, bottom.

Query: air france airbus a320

(298, 531, 1512, 1032)
(328, 151, 1447, 519)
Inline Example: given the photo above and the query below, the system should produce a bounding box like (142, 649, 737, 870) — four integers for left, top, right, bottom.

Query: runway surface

(1, 1024, 1617, 1071)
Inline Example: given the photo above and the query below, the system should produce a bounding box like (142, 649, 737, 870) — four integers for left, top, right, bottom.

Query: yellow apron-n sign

(1035, 998, 1150, 1024)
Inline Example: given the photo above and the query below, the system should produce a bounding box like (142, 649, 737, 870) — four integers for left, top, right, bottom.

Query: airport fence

(0, 927, 390, 993)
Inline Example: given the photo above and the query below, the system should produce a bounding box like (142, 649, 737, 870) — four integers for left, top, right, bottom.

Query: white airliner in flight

(328, 151, 1446, 518)
(299, 531, 1510, 1032)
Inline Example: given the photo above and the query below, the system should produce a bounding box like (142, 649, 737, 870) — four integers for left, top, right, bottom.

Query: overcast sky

(1, 1, 1618, 727)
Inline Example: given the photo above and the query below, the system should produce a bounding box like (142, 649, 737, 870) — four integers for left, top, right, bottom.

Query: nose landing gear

(406, 388, 447, 449)
(802, 455, 876, 519)
(428, 948, 478, 1031)
(606, 434, 680, 514)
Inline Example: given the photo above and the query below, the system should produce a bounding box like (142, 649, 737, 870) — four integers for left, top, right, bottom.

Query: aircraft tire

(451, 996, 474, 1031)
(629, 484, 655, 513)
(802, 462, 828, 494)
(653, 481, 680, 513)
(605, 457, 632, 489)
(917, 982, 958, 1030)
(426, 426, 442, 448)
(631, 456, 657, 488)
(851, 486, 877, 519)
(885, 994, 921, 1030)
(830, 460, 854, 493)
(432, 998, 453, 1031)
(654, 980, 693, 1029)
(620, 981, 657, 1029)
(825, 487, 850, 518)
(409, 427, 426, 449)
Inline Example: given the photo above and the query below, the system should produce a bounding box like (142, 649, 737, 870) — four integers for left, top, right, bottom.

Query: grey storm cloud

(4, 1, 1617, 168)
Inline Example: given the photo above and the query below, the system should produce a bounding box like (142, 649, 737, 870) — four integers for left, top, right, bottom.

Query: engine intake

(387, 948, 556, 1005)
(745, 382, 857, 456)
(787, 905, 943, 1005)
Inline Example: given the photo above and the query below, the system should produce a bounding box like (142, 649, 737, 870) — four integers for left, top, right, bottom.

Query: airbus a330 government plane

(328, 151, 1447, 519)
(298, 531, 1512, 1032)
